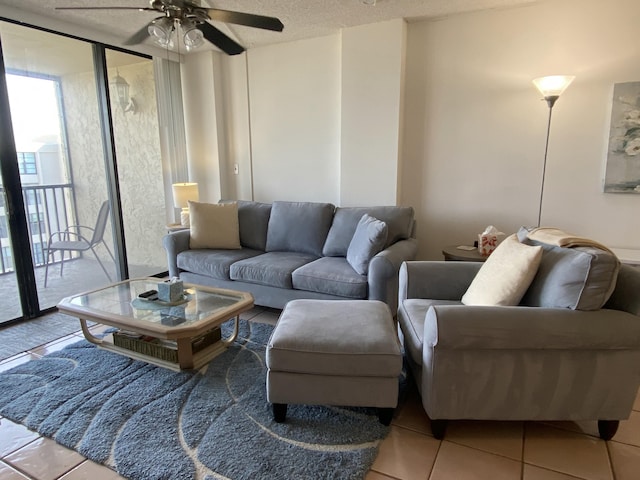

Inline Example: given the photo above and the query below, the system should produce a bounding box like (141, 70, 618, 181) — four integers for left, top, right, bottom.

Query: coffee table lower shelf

(97, 332, 227, 372)
(79, 317, 240, 372)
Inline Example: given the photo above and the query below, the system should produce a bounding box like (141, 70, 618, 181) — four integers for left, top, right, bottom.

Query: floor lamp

(532, 75, 575, 227)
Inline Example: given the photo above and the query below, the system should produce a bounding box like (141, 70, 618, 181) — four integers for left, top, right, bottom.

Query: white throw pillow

(461, 234, 543, 306)
(189, 201, 241, 250)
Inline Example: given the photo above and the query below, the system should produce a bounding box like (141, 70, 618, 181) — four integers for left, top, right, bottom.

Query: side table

(441, 245, 487, 262)
(166, 223, 189, 234)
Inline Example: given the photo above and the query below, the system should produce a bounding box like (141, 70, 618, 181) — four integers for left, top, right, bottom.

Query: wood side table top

(442, 245, 487, 262)
(166, 223, 189, 233)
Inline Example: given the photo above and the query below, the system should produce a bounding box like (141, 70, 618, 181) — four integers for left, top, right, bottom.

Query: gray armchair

(397, 260, 640, 440)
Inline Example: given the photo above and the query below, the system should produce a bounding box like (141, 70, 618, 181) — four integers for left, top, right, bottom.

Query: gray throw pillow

(323, 206, 414, 256)
(346, 214, 388, 275)
(220, 200, 272, 251)
(265, 201, 335, 257)
(518, 227, 620, 310)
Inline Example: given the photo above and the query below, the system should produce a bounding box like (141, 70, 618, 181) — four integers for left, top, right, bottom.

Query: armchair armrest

(162, 230, 191, 277)
(399, 261, 482, 302)
(605, 265, 640, 317)
(425, 304, 640, 350)
(368, 238, 418, 312)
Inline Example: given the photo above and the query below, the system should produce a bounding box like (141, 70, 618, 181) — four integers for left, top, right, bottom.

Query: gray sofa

(398, 237, 640, 440)
(163, 200, 417, 311)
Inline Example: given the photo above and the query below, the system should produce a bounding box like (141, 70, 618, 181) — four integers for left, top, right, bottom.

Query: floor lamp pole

(531, 75, 575, 228)
(537, 95, 558, 228)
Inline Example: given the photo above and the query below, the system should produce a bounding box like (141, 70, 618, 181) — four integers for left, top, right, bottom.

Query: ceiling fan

(55, 0, 284, 55)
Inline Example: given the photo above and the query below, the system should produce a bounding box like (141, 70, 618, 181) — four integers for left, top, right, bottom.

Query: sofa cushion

(265, 201, 335, 257)
(292, 257, 368, 299)
(221, 200, 271, 251)
(188, 201, 241, 250)
(230, 251, 317, 288)
(177, 248, 262, 280)
(518, 227, 621, 310)
(462, 234, 543, 306)
(346, 214, 388, 275)
(323, 206, 414, 256)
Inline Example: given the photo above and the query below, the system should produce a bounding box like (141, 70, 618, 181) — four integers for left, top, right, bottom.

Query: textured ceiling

(0, 0, 541, 53)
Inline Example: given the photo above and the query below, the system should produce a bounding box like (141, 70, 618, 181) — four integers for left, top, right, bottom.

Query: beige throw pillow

(461, 234, 543, 306)
(189, 201, 241, 250)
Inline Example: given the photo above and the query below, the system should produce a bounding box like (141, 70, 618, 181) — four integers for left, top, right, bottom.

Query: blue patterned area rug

(0, 321, 390, 480)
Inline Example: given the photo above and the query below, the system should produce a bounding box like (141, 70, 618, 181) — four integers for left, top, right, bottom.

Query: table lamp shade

(172, 183, 199, 226)
(172, 183, 199, 209)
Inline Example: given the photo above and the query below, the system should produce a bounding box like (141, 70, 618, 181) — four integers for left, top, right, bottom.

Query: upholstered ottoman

(266, 299, 402, 425)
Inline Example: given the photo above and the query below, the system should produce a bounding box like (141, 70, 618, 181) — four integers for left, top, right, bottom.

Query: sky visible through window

(6, 74, 61, 152)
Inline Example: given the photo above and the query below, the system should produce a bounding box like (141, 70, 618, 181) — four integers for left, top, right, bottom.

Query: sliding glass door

(106, 50, 168, 278)
(0, 20, 166, 324)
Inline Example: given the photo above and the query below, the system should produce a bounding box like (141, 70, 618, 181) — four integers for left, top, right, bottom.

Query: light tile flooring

(1, 309, 640, 480)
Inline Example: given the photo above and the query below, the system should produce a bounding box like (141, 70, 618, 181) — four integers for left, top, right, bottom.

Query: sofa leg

(430, 419, 447, 440)
(598, 420, 619, 440)
(378, 408, 394, 426)
(273, 403, 287, 423)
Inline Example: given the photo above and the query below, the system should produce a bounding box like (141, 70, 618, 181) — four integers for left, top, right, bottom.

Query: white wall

(181, 51, 222, 203)
(214, 53, 253, 201)
(402, 0, 640, 259)
(247, 35, 341, 204)
(341, 19, 406, 206)
(182, 0, 638, 261)
(214, 23, 407, 207)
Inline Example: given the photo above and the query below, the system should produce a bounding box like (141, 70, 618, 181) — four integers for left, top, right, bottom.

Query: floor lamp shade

(172, 183, 199, 226)
(533, 75, 575, 107)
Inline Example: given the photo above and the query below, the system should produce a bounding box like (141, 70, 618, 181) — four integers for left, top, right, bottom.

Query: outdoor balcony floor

(0, 257, 163, 324)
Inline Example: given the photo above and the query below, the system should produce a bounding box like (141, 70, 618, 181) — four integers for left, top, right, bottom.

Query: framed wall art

(603, 81, 640, 193)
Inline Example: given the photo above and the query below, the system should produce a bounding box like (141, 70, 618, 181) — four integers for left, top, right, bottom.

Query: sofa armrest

(605, 264, 640, 317)
(368, 238, 418, 313)
(425, 304, 640, 350)
(399, 261, 482, 302)
(162, 230, 191, 277)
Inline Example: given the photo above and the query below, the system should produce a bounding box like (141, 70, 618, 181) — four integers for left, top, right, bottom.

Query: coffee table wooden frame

(58, 278, 254, 371)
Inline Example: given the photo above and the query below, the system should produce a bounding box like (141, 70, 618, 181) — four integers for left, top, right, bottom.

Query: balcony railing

(0, 184, 77, 274)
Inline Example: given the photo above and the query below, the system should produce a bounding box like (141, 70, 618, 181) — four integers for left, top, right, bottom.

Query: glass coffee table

(58, 278, 254, 371)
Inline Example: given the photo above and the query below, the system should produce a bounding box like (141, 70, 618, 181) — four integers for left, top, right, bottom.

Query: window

(17, 152, 37, 175)
(32, 242, 44, 265)
(1, 246, 13, 272)
(24, 189, 37, 206)
(28, 212, 44, 235)
(0, 216, 7, 238)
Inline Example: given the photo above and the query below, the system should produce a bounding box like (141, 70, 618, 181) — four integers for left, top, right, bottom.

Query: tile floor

(1, 308, 640, 480)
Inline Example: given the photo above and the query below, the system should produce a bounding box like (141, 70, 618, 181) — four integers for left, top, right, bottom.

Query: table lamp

(172, 182, 199, 226)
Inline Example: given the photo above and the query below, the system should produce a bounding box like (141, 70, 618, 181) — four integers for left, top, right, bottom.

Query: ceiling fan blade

(55, 7, 157, 11)
(206, 8, 284, 32)
(197, 22, 245, 55)
(123, 24, 154, 46)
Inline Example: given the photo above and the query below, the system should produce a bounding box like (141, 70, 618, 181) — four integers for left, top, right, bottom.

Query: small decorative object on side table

(442, 245, 487, 262)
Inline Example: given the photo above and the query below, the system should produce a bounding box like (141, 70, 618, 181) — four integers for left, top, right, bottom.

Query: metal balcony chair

(43, 200, 115, 287)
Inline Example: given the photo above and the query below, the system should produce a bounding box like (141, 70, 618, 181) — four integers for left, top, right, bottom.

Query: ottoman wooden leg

(378, 408, 394, 426)
(273, 403, 287, 423)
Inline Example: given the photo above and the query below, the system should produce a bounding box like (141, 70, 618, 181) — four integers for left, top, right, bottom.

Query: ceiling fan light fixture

(182, 21, 205, 51)
(148, 17, 175, 47)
